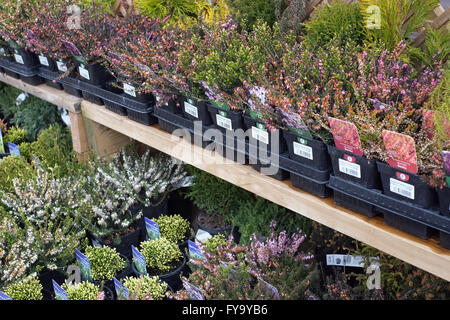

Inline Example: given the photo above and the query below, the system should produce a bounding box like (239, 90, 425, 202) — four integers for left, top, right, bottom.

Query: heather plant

(140, 238, 183, 273)
(152, 214, 192, 243)
(0, 156, 36, 194)
(2, 277, 43, 300)
(61, 281, 104, 300)
(83, 246, 127, 281)
(122, 275, 168, 300)
(226, 0, 276, 31)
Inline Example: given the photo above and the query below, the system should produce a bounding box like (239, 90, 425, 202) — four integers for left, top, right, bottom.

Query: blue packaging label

(188, 240, 205, 260)
(75, 249, 92, 281)
(144, 217, 161, 240)
(131, 245, 147, 275)
(7, 142, 20, 157)
(113, 277, 129, 299)
(0, 292, 12, 300)
(52, 280, 69, 300)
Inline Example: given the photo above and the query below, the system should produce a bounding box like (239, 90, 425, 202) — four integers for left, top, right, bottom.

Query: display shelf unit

(1, 76, 449, 282)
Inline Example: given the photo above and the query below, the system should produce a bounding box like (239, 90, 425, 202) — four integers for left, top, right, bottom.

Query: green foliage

(359, 0, 439, 52)
(152, 214, 191, 243)
(184, 166, 253, 223)
(135, 0, 200, 25)
(232, 197, 311, 244)
(204, 234, 227, 255)
(140, 238, 183, 273)
(4, 126, 27, 145)
(0, 84, 64, 141)
(409, 28, 450, 68)
(304, 0, 366, 49)
(3, 278, 43, 300)
(0, 155, 36, 194)
(226, 0, 276, 31)
(62, 281, 101, 300)
(428, 68, 449, 150)
(83, 246, 127, 281)
(123, 275, 168, 300)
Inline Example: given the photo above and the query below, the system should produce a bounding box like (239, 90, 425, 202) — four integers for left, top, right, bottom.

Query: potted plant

(61, 281, 110, 300)
(121, 275, 169, 300)
(151, 214, 194, 251)
(79, 245, 130, 299)
(2, 278, 43, 300)
(133, 238, 186, 291)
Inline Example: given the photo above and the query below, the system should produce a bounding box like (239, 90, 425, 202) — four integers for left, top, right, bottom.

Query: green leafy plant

(0, 155, 36, 194)
(140, 238, 183, 273)
(226, 0, 276, 31)
(204, 234, 227, 255)
(304, 0, 366, 49)
(123, 275, 168, 300)
(3, 277, 43, 300)
(152, 214, 191, 243)
(409, 28, 450, 68)
(83, 246, 127, 281)
(4, 126, 27, 145)
(62, 281, 103, 300)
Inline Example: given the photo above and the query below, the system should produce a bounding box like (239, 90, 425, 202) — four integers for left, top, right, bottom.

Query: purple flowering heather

(443, 151, 450, 175)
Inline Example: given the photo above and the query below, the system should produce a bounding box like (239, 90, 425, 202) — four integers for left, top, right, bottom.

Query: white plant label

(184, 101, 198, 118)
(326, 254, 380, 268)
(38, 55, 49, 67)
(57, 61, 67, 72)
(389, 178, 415, 200)
(123, 83, 136, 97)
(216, 114, 233, 130)
(0, 48, 6, 56)
(293, 141, 313, 160)
(252, 126, 269, 144)
(14, 54, 24, 64)
(79, 65, 90, 80)
(338, 158, 361, 178)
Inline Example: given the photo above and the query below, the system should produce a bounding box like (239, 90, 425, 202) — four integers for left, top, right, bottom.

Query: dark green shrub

(226, 0, 276, 31)
(4, 126, 27, 145)
(0, 155, 36, 194)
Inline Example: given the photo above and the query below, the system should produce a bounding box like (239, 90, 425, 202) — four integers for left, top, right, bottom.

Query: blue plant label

(144, 217, 160, 240)
(113, 277, 129, 300)
(7, 142, 20, 157)
(0, 130, 5, 154)
(188, 240, 205, 260)
(182, 280, 205, 300)
(91, 239, 103, 248)
(32, 155, 42, 169)
(0, 292, 12, 300)
(75, 249, 92, 281)
(131, 245, 147, 275)
(52, 280, 69, 300)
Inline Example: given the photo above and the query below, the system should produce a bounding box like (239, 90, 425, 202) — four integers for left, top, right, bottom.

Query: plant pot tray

(328, 175, 450, 242)
(0, 57, 43, 85)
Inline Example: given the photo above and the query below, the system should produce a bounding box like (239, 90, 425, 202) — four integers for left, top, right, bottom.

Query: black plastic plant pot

(98, 227, 141, 259)
(440, 231, 450, 250)
(37, 55, 58, 72)
(377, 162, 438, 209)
(196, 214, 232, 237)
(131, 254, 187, 292)
(333, 190, 378, 218)
(290, 172, 332, 198)
(126, 106, 158, 126)
(63, 83, 83, 97)
(20, 74, 44, 86)
(243, 114, 287, 155)
(251, 161, 290, 181)
(438, 186, 450, 217)
(38, 268, 67, 294)
(0, 153, 10, 160)
(104, 80, 123, 95)
(4, 69, 20, 79)
(11, 48, 38, 67)
(327, 145, 382, 190)
(122, 83, 154, 103)
(382, 209, 432, 240)
(104, 100, 127, 116)
(45, 78, 63, 90)
(133, 198, 168, 242)
(158, 96, 183, 115)
(283, 130, 331, 171)
(207, 103, 244, 133)
(181, 96, 213, 125)
(82, 91, 104, 105)
(77, 62, 111, 87)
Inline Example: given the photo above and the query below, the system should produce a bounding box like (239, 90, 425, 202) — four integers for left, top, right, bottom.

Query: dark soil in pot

(94, 222, 141, 259)
(38, 268, 67, 294)
(195, 210, 232, 236)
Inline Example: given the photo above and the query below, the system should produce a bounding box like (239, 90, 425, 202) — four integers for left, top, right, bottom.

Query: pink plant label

(328, 117, 363, 156)
(382, 130, 418, 174)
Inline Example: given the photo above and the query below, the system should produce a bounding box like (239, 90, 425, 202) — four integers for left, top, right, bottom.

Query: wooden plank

(0, 73, 81, 113)
(69, 111, 90, 161)
(81, 101, 450, 282)
(412, 6, 450, 47)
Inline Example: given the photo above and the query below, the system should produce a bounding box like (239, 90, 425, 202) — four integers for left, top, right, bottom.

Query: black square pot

(45, 78, 63, 90)
(290, 173, 332, 198)
(181, 96, 212, 125)
(104, 100, 127, 116)
(333, 190, 378, 218)
(377, 161, 438, 209)
(20, 75, 44, 86)
(440, 231, 450, 250)
(11, 48, 38, 67)
(122, 83, 154, 103)
(158, 96, 183, 115)
(438, 186, 450, 218)
(207, 103, 244, 133)
(77, 62, 111, 87)
(283, 130, 331, 171)
(251, 162, 290, 181)
(82, 90, 103, 105)
(382, 210, 432, 240)
(4, 68, 20, 79)
(63, 83, 83, 97)
(37, 55, 58, 72)
(243, 114, 286, 156)
(127, 107, 158, 126)
(327, 145, 381, 190)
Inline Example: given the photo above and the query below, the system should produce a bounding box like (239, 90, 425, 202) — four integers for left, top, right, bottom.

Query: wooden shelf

(81, 101, 450, 282)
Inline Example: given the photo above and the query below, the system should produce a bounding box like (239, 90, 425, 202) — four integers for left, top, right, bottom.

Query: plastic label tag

(123, 83, 136, 97)
(14, 54, 24, 64)
(0, 130, 5, 154)
(182, 280, 205, 300)
(75, 249, 92, 281)
(144, 217, 160, 240)
(0, 48, 6, 57)
(216, 114, 232, 130)
(52, 280, 69, 300)
(38, 55, 49, 67)
(0, 292, 12, 300)
(57, 61, 67, 72)
(184, 101, 198, 118)
(326, 254, 380, 268)
(113, 277, 129, 299)
(329, 118, 363, 156)
(7, 142, 20, 157)
(293, 141, 313, 160)
(338, 158, 361, 178)
(389, 178, 415, 200)
(188, 240, 205, 260)
(252, 126, 269, 144)
(131, 245, 147, 275)
(382, 130, 418, 174)
(79, 65, 90, 80)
